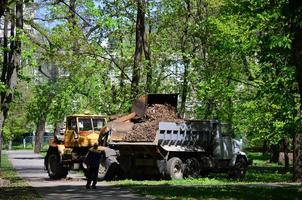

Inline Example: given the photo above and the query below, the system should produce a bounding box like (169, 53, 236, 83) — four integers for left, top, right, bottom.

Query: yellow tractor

(44, 113, 107, 179)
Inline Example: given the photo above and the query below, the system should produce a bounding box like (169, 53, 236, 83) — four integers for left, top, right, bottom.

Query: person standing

(85, 143, 102, 189)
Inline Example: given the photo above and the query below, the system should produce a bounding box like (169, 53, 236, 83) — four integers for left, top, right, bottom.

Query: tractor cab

(64, 114, 106, 147)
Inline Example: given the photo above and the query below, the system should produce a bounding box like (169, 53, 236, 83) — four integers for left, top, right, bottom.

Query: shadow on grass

(126, 185, 302, 200)
(1, 184, 145, 200)
(0, 186, 42, 200)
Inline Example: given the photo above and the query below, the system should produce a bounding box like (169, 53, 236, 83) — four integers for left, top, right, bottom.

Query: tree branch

(228, 77, 259, 87)
(38, 66, 51, 79)
(24, 19, 52, 47)
(59, 0, 91, 26)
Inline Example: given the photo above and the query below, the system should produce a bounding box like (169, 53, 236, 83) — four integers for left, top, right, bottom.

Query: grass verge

(0, 153, 42, 200)
(108, 152, 301, 199)
(127, 184, 302, 200)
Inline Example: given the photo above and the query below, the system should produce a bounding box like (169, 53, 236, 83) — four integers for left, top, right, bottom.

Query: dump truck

(99, 94, 251, 180)
(44, 113, 107, 179)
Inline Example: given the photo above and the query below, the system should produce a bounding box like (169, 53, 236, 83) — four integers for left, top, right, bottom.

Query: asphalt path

(6, 150, 146, 200)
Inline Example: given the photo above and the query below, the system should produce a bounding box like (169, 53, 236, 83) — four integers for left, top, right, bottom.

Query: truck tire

(184, 157, 200, 178)
(47, 153, 68, 179)
(81, 162, 89, 178)
(98, 162, 106, 180)
(81, 160, 106, 179)
(167, 157, 183, 180)
(229, 156, 247, 179)
(103, 156, 125, 181)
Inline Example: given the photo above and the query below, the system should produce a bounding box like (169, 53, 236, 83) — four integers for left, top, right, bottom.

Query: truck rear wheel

(167, 157, 183, 180)
(47, 153, 68, 179)
(98, 162, 106, 179)
(184, 157, 200, 178)
(101, 156, 123, 181)
(229, 156, 247, 179)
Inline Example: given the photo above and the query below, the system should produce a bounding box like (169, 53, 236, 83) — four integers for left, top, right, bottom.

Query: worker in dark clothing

(85, 143, 103, 189)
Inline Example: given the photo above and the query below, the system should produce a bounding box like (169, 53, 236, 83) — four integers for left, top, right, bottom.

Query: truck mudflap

(247, 158, 253, 166)
(229, 152, 248, 167)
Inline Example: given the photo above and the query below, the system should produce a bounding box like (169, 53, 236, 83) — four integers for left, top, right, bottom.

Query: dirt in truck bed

(124, 104, 184, 142)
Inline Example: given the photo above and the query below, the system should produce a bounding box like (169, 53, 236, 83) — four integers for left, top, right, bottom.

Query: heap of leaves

(124, 104, 183, 142)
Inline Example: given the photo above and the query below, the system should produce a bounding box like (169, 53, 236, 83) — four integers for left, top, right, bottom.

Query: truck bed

(109, 121, 217, 152)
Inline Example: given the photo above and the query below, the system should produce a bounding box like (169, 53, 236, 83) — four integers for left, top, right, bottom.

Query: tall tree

(131, 0, 146, 99)
(0, 0, 23, 165)
(289, 0, 302, 182)
(0, 0, 8, 19)
(179, 0, 191, 116)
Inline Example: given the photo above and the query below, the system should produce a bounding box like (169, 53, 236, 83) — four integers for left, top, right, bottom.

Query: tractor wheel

(229, 156, 247, 179)
(47, 153, 68, 179)
(167, 157, 184, 180)
(184, 157, 200, 178)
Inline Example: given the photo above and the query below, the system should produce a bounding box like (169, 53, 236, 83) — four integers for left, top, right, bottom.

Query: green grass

(107, 152, 301, 199)
(10, 143, 49, 151)
(128, 185, 302, 200)
(0, 153, 42, 200)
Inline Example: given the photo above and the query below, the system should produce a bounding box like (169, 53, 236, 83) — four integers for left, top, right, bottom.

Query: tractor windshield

(78, 118, 93, 131)
(93, 118, 105, 131)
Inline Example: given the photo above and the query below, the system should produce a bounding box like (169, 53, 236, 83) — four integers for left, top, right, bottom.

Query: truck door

(212, 123, 233, 160)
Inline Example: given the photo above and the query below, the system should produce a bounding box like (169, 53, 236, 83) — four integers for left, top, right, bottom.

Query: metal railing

(10, 136, 52, 150)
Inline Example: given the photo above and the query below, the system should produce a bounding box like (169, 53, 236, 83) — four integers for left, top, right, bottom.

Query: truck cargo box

(108, 120, 218, 153)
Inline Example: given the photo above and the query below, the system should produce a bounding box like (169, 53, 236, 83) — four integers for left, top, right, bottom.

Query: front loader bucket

(131, 93, 178, 118)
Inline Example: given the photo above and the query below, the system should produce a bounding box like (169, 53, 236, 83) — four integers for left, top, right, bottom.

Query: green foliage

(2, 79, 34, 142)
(3, 0, 300, 152)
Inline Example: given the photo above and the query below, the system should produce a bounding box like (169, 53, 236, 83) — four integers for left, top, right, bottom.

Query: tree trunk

(69, 0, 76, 28)
(289, 0, 302, 182)
(204, 97, 215, 119)
(0, 1, 23, 166)
(0, 0, 8, 18)
(1, 12, 9, 84)
(180, 57, 189, 116)
(282, 138, 290, 172)
(293, 134, 302, 181)
(144, 24, 152, 93)
(131, 0, 145, 99)
(179, 0, 191, 116)
(154, 64, 165, 93)
(262, 140, 268, 156)
(34, 116, 46, 153)
(270, 143, 280, 163)
(68, 0, 79, 54)
(0, 10, 9, 167)
(8, 139, 12, 150)
(119, 37, 125, 90)
(0, 113, 3, 166)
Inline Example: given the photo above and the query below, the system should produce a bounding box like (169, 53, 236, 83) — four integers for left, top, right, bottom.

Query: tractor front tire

(46, 153, 68, 179)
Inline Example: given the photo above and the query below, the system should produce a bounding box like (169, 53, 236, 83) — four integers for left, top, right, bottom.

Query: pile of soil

(124, 104, 183, 142)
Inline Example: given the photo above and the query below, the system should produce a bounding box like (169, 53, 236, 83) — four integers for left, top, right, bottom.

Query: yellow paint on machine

(78, 132, 99, 147)
(64, 130, 99, 147)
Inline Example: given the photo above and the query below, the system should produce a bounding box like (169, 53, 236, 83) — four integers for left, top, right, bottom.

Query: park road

(6, 150, 146, 200)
